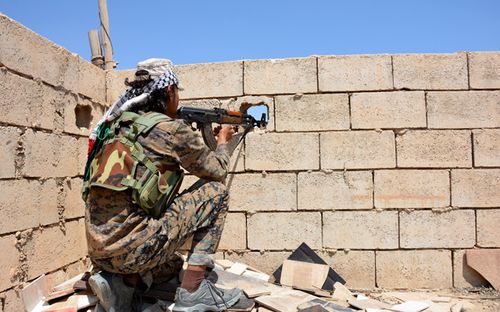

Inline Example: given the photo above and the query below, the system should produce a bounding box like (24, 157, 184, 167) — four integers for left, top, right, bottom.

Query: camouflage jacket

(85, 114, 230, 259)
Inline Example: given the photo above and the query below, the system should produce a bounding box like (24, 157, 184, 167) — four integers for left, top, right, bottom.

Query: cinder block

(218, 213, 246, 250)
(452, 169, 500, 208)
(320, 131, 395, 169)
(1, 288, 24, 312)
(244, 57, 317, 95)
(0, 179, 58, 234)
(396, 130, 472, 168)
(248, 212, 322, 250)
(26, 220, 87, 279)
(477, 209, 500, 247)
(323, 211, 398, 249)
(75, 57, 106, 103)
(319, 250, 375, 289)
(105, 69, 134, 104)
(245, 132, 319, 171)
(228, 143, 245, 173)
(180, 99, 222, 110)
(224, 251, 291, 275)
(427, 91, 500, 128)
(318, 54, 393, 92)
(377, 250, 452, 288)
(351, 91, 426, 129)
(374, 170, 449, 208)
(0, 68, 58, 130)
(0, 235, 19, 291)
(393, 53, 468, 90)
(453, 250, 489, 288)
(22, 130, 79, 177)
(0, 68, 30, 127)
(178, 61, 243, 99)
(0, 14, 71, 88)
(473, 129, 500, 167)
(0, 127, 20, 178)
(469, 52, 500, 89)
(229, 173, 296, 212)
(77, 137, 89, 176)
(63, 178, 85, 219)
(64, 96, 105, 136)
(298, 171, 373, 210)
(275, 94, 349, 132)
(400, 210, 475, 248)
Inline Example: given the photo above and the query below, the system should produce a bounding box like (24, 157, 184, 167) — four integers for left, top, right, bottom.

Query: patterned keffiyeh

(87, 58, 182, 155)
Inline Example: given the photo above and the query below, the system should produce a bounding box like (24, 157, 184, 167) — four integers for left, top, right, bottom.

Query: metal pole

(88, 29, 104, 68)
(98, 0, 115, 69)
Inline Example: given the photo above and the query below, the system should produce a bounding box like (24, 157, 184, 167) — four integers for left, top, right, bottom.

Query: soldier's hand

(216, 126, 236, 145)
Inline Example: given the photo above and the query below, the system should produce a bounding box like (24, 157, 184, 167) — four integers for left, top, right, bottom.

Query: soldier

(83, 59, 242, 312)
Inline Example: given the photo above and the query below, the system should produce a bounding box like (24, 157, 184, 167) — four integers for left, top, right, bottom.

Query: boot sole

(172, 293, 241, 312)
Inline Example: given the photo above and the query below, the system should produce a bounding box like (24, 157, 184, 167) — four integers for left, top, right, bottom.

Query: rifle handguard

(176, 106, 267, 151)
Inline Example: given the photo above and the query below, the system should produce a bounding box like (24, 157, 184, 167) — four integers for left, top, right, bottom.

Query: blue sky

(1, 1, 499, 69)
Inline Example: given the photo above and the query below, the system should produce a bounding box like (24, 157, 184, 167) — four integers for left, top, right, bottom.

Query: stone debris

(20, 251, 498, 312)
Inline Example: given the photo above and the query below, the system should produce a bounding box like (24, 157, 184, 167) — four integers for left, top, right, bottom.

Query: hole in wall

(74, 104, 93, 129)
(241, 103, 269, 129)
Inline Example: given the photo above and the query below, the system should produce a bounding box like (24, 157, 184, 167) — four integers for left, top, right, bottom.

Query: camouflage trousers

(92, 179, 228, 283)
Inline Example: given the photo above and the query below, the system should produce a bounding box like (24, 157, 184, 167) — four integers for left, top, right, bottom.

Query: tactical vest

(81, 111, 184, 219)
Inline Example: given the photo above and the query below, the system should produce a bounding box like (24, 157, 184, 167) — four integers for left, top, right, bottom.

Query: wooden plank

(466, 249, 500, 290)
(281, 260, 329, 290)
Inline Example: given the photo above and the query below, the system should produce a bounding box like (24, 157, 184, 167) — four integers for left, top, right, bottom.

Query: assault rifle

(176, 106, 267, 151)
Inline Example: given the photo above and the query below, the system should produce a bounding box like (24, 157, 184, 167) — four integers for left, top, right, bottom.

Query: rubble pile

(20, 244, 499, 312)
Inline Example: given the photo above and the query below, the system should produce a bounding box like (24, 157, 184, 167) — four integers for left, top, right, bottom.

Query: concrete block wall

(2, 15, 499, 311)
(0, 14, 103, 310)
(108, 52, 500, 290)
